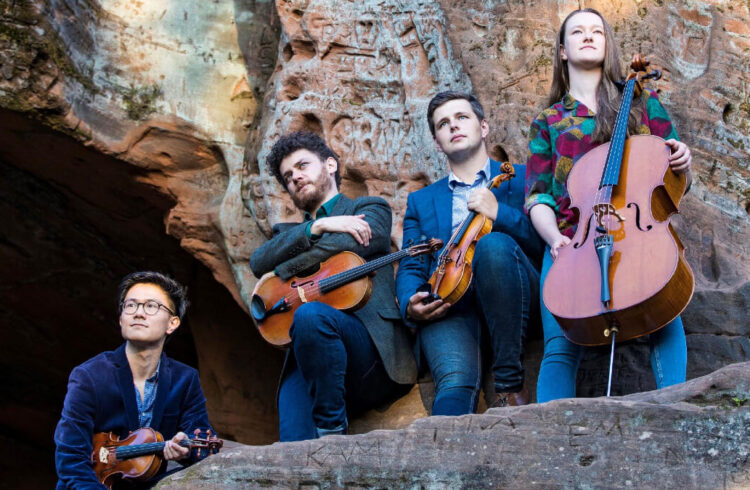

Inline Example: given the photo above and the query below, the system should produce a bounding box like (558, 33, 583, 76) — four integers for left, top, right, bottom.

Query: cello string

(601, 76, 635, 234)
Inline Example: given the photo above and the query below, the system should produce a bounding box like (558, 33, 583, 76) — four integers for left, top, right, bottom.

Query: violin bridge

(99, 446, 110, 464)
(297, 286, 308, 303)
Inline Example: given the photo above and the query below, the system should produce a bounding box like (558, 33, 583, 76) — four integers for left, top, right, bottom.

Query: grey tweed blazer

(250, 194, 417, 385)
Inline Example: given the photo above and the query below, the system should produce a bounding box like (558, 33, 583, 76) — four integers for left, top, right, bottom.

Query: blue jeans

(419, 233, 540, 415)
(278, 302, 406, 441)
(536, 247, 687, 402)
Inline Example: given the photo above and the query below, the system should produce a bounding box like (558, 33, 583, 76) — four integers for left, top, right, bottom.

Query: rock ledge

(159, 362, 750, 489)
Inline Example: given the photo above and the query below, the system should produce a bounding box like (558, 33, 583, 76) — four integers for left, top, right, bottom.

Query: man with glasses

(54, 271, 215, 488)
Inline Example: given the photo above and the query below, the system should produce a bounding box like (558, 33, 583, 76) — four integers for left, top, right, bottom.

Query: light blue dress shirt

(134, 360, 160, 427)
(447, 158, 492, 233)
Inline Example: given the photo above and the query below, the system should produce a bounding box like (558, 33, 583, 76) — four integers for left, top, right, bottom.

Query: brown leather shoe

(491, 386, 529, 408)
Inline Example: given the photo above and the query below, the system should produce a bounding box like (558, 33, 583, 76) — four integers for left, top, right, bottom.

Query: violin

(542, 55, 694, 347)
(92, 427, 222, 489)
(428, 162, 515, 304)
(251, 238, 443, 346)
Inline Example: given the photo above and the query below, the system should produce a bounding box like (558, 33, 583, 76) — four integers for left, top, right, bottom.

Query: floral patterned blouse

(524, 89, 678, 237)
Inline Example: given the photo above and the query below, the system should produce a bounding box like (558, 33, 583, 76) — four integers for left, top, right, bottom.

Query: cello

(542, 55, 694, 388)
(428, 162, 516, 304)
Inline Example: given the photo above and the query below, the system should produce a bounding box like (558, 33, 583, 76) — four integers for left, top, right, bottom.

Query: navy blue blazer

(396, 161, 544, 327)
(54, 344, 213, 489)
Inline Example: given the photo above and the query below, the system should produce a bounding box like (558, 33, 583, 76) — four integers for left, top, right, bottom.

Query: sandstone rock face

(242, 0, 470, 253)
(157, 361, 750, 489)
(0, 0, 749, 484)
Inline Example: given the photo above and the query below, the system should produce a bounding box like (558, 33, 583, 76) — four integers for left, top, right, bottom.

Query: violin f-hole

(290, 279, 314, 288)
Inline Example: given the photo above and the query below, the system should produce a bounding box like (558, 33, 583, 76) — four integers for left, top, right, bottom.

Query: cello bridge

(593, 203, 625, 229)
(99, 446, 110, 464)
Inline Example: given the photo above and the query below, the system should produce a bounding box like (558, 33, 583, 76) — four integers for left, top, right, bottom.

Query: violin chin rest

(250, 294, 266, 321)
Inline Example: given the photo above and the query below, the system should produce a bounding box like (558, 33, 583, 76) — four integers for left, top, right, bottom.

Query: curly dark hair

(426, 91, 486, 138)
(265, 131, 341, 188)
(117, 271, 189, 320)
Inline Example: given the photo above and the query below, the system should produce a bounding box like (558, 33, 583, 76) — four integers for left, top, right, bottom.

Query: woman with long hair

(525, 8, 693, 402)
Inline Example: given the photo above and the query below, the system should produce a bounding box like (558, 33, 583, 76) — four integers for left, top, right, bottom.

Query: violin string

(439, 176, 498, 262)
(441, 216, 468, 262)
(114, 437, 201, 459)
(116, 442, 165, 458)
(324, 249, 409, 290)
(273, 249, 414, 314)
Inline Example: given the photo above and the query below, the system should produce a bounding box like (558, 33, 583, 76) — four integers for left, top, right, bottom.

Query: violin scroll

(489, 162, 516, 189)
(406, 238, 444, 257)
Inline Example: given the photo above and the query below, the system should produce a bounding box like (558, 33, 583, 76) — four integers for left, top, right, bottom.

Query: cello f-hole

(573, 214, 594, 249)
(627, 202, 653, 232)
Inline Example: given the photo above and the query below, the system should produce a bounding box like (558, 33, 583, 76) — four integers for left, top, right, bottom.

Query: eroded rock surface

(158, 362, 750, 489)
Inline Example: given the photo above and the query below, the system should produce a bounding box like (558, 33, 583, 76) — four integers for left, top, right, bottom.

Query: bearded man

(250, 131, 416, 441)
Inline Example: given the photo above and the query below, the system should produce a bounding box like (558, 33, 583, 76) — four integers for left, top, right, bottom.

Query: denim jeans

(536, 247, 687, 402)
(419, 232, 540, 415)
(278, 302, 406, 442)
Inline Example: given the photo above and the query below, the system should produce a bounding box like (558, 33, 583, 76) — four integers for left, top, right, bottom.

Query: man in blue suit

(54, 271, 214, 488)
(396, 91, 544, 414)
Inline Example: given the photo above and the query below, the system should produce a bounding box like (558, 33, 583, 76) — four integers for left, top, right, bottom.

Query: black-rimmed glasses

(121, 299, 175, 316)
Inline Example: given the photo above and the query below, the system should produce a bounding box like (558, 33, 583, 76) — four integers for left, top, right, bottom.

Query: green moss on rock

(120, 84, 162, 120)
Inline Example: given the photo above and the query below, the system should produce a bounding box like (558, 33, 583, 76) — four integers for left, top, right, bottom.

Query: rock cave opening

(0, 108, 282, 488)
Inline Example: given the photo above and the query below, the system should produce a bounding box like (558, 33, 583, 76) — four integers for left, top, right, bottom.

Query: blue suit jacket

(54, 344, 213, 489)
(396, 161, 544, 328)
